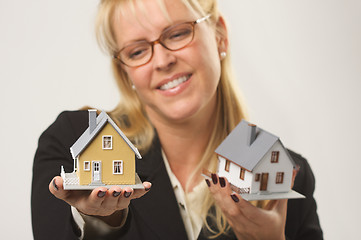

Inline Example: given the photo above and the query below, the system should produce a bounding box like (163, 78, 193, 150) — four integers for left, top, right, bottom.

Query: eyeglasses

(113, 14, 211, 67)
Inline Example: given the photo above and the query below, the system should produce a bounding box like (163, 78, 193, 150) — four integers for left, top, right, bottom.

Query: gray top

(215, 120, 295, 171)
(70, 111, 142, 160)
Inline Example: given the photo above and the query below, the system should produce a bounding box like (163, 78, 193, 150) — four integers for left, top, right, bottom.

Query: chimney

(88, 109, 97, 133)
(247, 123, 257, 146)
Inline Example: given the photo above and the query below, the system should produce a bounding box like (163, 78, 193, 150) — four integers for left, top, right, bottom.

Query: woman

(31, 0, 323, 239)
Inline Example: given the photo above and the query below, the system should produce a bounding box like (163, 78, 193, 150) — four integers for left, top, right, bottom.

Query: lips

(158, 74, 191, 91)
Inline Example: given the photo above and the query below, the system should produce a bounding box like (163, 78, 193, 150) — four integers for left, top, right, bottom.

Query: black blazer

(31, 111, 323, 240)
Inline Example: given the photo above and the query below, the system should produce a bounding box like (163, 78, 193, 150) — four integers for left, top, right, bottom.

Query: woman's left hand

(206, 170, 297, 240)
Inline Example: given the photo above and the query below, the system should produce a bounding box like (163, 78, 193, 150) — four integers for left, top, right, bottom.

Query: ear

(215, 16, 229, 56)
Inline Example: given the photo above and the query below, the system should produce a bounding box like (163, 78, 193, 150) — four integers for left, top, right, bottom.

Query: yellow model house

(61, 109, 143, 190)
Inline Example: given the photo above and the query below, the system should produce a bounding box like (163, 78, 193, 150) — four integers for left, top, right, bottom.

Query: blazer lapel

(131, 136, 188, 240)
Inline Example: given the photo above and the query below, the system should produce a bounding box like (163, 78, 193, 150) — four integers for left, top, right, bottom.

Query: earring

(220, 51, 227, 59)
(132, 84, 136, 90)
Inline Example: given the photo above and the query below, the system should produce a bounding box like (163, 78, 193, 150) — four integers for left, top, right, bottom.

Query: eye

(122, 43, 151, 61)
(169, 29, 191, 40)
(165, 24, 193, 41)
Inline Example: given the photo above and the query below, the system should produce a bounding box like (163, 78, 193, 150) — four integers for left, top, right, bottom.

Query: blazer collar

(132, 135, 189, 239)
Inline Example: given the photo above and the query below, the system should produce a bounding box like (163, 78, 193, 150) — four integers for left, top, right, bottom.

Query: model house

(215, 120, 304, 200)
(61, 109, 143, 190)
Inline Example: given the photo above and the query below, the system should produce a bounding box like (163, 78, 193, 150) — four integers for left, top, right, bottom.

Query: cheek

(126, 67, 151, 88)
(197, 43, 222, 85)
(193, 31, 221, 74)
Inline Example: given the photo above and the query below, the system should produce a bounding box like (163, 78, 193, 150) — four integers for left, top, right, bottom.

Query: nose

(152, 43, 176, 71)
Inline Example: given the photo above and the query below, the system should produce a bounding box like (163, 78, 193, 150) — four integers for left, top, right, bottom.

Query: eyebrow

(120, 18, 194, 49)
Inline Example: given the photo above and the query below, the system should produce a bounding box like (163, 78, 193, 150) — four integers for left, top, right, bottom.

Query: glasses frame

(113, 14, 211, 67)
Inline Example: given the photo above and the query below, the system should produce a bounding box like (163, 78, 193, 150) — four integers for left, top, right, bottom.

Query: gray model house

(215, 120, 304, 200)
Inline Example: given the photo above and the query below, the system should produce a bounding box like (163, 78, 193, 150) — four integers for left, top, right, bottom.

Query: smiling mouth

(159, 74, 191, 90)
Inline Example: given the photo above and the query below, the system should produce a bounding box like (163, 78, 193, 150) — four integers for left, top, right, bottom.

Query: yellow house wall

(77, 123, 135, 185)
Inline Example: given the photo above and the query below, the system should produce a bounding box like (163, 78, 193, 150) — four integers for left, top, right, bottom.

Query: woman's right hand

(49, 176, 151, 226)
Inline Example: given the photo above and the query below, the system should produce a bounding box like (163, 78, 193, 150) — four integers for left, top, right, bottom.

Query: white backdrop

(1, 0, 360, 239)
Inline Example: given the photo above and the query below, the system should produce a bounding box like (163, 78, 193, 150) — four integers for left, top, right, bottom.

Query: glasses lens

(161, 23, 194, 50)
(120, 41, 152, 67)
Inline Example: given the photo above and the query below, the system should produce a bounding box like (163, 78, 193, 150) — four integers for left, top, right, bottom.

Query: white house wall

(251, 141, 293, 194)
(218, 156, 253, 189)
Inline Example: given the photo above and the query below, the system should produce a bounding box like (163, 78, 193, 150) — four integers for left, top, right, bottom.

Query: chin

(163, 105, 202, 123)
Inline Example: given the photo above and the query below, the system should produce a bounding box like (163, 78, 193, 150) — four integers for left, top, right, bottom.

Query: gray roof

(70, 111, 142, 160)
(215, 120, 295, 171)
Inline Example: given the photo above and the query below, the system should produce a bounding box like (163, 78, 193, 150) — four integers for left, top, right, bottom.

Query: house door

(92, 161, 101, 183)
(260, 173, 269, 191)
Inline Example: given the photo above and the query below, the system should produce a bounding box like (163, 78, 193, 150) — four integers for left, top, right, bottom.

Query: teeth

(160, 75, 189, 90)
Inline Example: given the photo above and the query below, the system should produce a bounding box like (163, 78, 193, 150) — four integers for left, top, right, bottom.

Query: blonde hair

(95, 0, 254, 237)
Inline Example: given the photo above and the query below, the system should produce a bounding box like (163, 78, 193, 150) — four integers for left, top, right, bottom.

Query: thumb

(49, 176, 69, 200)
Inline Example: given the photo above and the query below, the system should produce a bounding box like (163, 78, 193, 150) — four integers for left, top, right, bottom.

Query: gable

(215, 120, 295, 171)
(70, 111, 141, 159)
(252, 140, 295, 171)
(79, 122, 135, 162)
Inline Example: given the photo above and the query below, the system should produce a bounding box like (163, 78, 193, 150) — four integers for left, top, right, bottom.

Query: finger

(131, 181, 152, 199)
(207, 175, 233, 202)
(206, 176, 249, 228)
(291, 168, 298, 188)
(81, 187, 108, 209)
(49, 177, 93, 208)
(231, 192, 283, 225)
(49, 176, 69, 200)
(100, 186, 123, 209)
(265, 199, 288, 226)
(207, 174, 229, 189)
(263, 199, 288, 220)
(109, 186, 123, 198)
(264, 199, 279, 211)
(206, 174, 228, 201)
(144, 181, 152, 191)
(122, 187, 134, 199)
(230, 193, 259, 218)
(274, 199, 288, 216)
(74, 187, 109, 215)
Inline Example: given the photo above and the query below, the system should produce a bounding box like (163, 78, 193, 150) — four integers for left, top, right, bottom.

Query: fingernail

(53, 179, 59, 191)
(231, 194, 239, 203)
(113, 191, 121, 197)
(205, 179, 211, 187)
(211, 173, 218, 184)
(97, 190, 106, 198)
(124, 191, 131, 198)
(219, 177, 226, 188)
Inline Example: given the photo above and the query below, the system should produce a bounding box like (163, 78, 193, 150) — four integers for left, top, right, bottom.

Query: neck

(146, 98, 217, 191)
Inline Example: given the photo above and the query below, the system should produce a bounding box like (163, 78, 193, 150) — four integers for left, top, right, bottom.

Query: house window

(276, 172, 284, 184)
(113, 160, 123, 174)
(255, 173, 260, 182)
(84, 161, 90, 171)
(103, 136, 113, 149)
(225, 160, 230, 172)
(271, 151, 279, 163)
(94, 162, 100, 172)
(240, 168, 246, 180)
